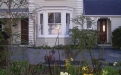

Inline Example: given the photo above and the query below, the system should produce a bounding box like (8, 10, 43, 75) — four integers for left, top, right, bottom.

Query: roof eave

(84, 15, 121, 17)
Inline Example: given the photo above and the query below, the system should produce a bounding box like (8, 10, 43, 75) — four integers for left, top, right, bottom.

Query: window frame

(48, 12, 61, 35)
(86, 20, 92, 29)
(38, 12, 44, 37)
(38, 7, 73, 38)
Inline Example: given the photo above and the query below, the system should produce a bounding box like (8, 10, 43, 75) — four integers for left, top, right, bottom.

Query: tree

(0, 0, 29, 75)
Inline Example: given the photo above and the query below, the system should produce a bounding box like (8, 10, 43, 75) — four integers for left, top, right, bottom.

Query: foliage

(0, 69, 7, 75)
(28, 64, 45, 75)
(10, 61, 29, 75)
(69, 14, 103, 75)
(102, 66, 119, 75)
(0, 32, 9, 67)
(112, 26, 121, 48)
(72, 14, 95, 30)
(69, 27, 81, 46)
(69, 27, 98, 50)
(78, 29, 98, 49)
(52, 44, 64, 49)
(67, 65, 83, 75)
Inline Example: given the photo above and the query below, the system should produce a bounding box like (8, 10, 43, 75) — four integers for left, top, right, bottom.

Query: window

(48, 13, 61, 35)
(87, 20, 92, 29)
(38, 6, 73, 37)
(40, 14, 43, 35)
(66, 13, 70, 35)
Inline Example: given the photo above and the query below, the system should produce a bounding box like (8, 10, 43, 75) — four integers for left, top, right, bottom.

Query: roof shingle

(83, 0, 121, 15)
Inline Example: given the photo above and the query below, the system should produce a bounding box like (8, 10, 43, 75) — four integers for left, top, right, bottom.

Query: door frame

(21, 18, 29, 45)
(97, 19, 107, 44)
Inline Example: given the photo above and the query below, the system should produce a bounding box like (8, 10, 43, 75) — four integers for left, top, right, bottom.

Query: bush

(69, 27, 98, 49)
(69, 26, 81, 46)
(0, 69, 7, 75)
(0, 32, 9, 67)
(102, 66, 119, 75)
(10, 61, 29, 75)
(112, 26, 121, 48)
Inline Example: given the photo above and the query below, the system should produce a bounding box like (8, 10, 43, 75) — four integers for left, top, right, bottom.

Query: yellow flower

(70, 58, 73, 61)
(83, 73, 93, 75)
(82, 66, 88, 70)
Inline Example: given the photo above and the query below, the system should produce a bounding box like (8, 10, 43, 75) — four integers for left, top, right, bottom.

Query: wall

(36, 37, 71, 47)
(29, 0, 83, 46)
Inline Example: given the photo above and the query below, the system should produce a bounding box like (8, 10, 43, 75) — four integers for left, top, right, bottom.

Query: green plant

(112, 26, 121, 48)
(67, 65, 83, 75)
(102, 66, 119, 75)
(71, 14, 104, 75)
(0, 69, 7, 75)
(10, 61, 29, 75)
(69, 27, 81, 46)
(53, 44, 64, 49)
(28, 64, 45, 75)
(0, 32, 9, 67)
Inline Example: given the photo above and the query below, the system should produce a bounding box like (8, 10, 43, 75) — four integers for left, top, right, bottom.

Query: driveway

(10, 47, 121, 65)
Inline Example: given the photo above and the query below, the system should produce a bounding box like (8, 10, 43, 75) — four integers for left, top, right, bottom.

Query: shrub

(0, 69, 7, 75)
(10, 61, 29, 75)
(102, 66, 119, 75)
(0, 32, 9, 67)
(69, 27, 98, 49)
(112, 26, 121, 48)
(69, 26, 81, 46)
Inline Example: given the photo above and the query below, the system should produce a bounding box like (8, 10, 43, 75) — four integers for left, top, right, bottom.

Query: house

(0, 0, 121, 47)
(83, 0, 121, 45)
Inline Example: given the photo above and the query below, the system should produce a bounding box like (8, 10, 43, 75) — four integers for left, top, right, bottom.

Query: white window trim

(38, 6, 74, 38)
(38, 11, 44, 37)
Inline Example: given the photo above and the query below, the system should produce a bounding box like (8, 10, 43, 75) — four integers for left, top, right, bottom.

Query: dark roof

(83, 0, 121, 15)
(0, 8, 29, 13)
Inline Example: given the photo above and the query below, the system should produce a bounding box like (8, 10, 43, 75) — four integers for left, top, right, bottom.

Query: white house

(0, 0, 121, 47)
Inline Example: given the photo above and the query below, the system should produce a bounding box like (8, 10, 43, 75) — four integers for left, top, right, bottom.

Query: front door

(97, 19, 107, 44)
(21, 18, 28, 45)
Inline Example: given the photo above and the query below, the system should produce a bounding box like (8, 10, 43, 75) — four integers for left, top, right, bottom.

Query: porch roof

(0, 8, 29, 13)
(83, 0, 121, 15)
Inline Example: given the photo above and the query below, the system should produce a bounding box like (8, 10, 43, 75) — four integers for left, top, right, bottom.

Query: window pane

(55, 13, 61, 23)
(48, 24, 61, 35)
(66, 13, 70, 35)
(40, 14, 43, 35)
(40, 25, 43, 35)
(66, 13, 70, 24)
(87, 21, 91, 28)
(40, 14, 43, 24)
(48, 13, 54, 23)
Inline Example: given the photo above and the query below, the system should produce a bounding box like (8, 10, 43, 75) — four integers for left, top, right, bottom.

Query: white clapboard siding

(37, 37, 70, 47)
(111, 17, 121, 32)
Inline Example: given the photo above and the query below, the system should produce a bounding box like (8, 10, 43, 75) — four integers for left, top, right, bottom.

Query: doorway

(21, 18, 28, 45)
(97, 19, 107, 44)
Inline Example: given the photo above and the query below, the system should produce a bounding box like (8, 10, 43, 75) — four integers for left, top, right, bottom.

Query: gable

(83, 0, 121, 15)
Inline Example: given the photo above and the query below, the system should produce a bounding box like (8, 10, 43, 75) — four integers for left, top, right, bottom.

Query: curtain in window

(48, 13, 61, 35)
